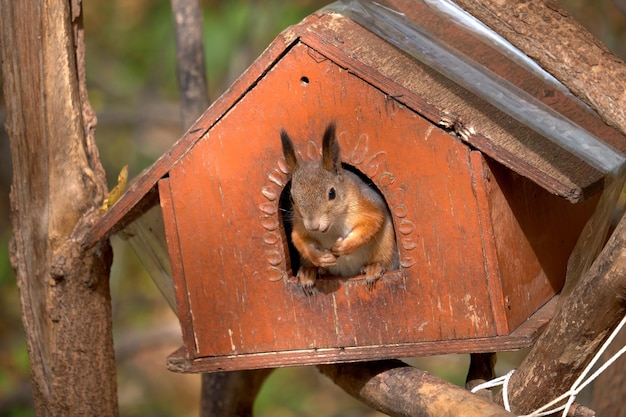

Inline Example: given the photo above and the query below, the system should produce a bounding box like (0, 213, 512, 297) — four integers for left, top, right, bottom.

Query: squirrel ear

(322, 122, 342, 173)
(280, 129, 299, 171)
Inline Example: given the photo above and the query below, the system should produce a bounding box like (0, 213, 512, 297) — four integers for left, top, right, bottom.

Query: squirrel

(280, 122, 398, 294)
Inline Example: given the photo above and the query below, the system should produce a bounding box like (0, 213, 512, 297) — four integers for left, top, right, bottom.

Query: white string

(470, 313, 626, 416)
(471, 370, 515, 411)
(522, 312, 626, 417)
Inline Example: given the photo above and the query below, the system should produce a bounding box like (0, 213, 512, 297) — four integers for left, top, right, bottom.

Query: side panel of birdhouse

(481, 159, 600, 331)
(162, 42, 500, 363)
(159, 177, 197, 355)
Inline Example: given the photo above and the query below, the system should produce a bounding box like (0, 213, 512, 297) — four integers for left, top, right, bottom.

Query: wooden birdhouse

(86, 0, 626, 373)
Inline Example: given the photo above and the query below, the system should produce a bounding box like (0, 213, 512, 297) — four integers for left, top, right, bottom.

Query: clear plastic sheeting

(422, 0, 569, 94)
(328, 0, 626, 175)
(117, 204, 178, 314)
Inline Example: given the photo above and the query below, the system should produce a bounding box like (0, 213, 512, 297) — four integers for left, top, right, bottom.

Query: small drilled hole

(300, 76, 309, 85)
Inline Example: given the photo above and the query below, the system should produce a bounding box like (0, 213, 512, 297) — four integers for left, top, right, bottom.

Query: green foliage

(255, 367, 386, 417)
(85, 0, 178, 99)
(4, 406, 35, 417)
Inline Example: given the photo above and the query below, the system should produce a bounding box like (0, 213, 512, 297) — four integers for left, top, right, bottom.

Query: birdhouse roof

(84, 0, 626, 247)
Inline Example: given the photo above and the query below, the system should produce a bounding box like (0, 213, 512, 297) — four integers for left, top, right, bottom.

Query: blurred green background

(1, 1, 625, 416)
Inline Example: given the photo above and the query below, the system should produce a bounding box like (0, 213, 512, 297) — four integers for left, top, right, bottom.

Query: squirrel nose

(304, 219, 321, 232)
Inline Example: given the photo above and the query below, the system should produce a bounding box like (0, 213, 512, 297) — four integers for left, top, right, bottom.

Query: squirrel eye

(328, 187, 336, 200)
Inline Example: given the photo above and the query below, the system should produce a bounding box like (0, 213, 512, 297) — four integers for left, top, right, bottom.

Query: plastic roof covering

(328, 0, 626, 176)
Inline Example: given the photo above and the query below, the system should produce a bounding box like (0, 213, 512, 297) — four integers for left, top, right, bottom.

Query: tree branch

(502, 213, 626, 414)
(591, 327, 626, 415)
(318, 360, 515, 417)
(199, 369, 274, 417)
(466, 352, 496, 401)
(170, 0, 210, 129)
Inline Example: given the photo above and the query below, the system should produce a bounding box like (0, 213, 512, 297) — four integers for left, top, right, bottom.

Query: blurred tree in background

(0, 1, 625, 416)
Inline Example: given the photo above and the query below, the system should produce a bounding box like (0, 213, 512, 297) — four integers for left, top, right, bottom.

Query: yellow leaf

(101, 165, 129, 213)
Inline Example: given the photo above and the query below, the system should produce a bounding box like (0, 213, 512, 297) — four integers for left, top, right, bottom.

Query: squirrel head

(280, 123, 350, 233)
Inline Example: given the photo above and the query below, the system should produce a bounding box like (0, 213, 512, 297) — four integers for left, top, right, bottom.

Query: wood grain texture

(306, 8, 613, 202)
(450, 0, 626, 140)
(318, 360, 515, 417)
(503, 214, 626, 413)
(154, 12, 593, 371)
(591, 328, 626, 416)
(166, 295, 556, 372)
(81, 25, 303, 248)
(481, 157, 600, 330)
(165, 41, 499, 363)
(80, 2, 622, 374)
(0, 0, 117, 414)
(84, 1, 626, 247)
(385, 0, 626, 153)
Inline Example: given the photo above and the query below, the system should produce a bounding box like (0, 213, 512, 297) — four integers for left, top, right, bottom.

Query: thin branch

(170, 0, 210, 129)
(318, 360, 515, 417)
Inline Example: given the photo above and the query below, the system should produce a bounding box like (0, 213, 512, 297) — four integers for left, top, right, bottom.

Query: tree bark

(501, 213, 626, 414)
(199, 369, 274, 417)
(466, 352, 496, 401)
(591, 328, 626, 417)
(318, 360, 515, 417)
(0, 0, 117, 415)
(170, 0, 210, 129)
(451, 0, 626, 138)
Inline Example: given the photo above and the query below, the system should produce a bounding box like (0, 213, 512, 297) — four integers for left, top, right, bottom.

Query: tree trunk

(199, 369, 274, 417)
(0, 0, 117, 415)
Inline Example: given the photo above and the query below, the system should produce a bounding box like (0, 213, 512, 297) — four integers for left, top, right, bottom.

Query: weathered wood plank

(305, 9, 609, 202)
(167, 296, 557, 372)
(451, 0, 626, 139)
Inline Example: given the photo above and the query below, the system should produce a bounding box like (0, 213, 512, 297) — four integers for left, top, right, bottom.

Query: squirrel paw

(363, 263, 385, 291)
(331, 238, 354, 257)
(297, 267, 318, 296)
(316, 251, 338, 268)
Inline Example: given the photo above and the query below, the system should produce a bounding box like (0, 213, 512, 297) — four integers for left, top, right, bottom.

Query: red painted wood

(166, 296, 559, 373)
(165, 42, 495, 361)
(82, 4, 618, 372)
(82, 30, 302, 249)
(468, 150, 509, 335)
(483, 159, 600, 331)
(301, 11, 610, 202)
(158, 178, 198, 357)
